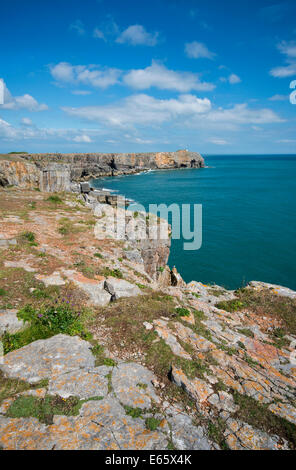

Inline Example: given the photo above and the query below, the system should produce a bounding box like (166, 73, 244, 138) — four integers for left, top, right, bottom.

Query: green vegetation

(0, 288, 7, 296)
(145, 417, 162, 431)
(232, 391, 296, 449)
(102, 267, 123, 279)
(21, 231, 37, 245)
(219, 287, 296, 335)
(1, 298, 91, 354)
(237, 328, 254, 338)
(0, 371, 48, 405)
(6, 395, 81, 425)
(175, 307, 190, 318)
(216, 299, 244, 312)
(47, 195, 62, 204)
(124, 406, 143, 419)
(94, 252, 104, 259)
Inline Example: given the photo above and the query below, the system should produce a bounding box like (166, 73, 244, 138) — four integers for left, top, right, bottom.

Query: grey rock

(104, 278, 142, 300)
(0, 334, 95, 383)
(0, 309, 26, 334)
(48, 366, 111, 399)
(112, 362, 161, 409)
(166, 410, 215, 450)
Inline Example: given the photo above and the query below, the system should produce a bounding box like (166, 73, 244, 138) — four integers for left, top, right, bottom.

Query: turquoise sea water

(92, 155, 296, 291)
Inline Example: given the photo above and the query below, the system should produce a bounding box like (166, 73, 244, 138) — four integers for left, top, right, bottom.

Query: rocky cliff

(0, 150, 204, 192)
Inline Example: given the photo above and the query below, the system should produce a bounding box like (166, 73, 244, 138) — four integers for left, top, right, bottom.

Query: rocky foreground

(0, 186, 295, 450)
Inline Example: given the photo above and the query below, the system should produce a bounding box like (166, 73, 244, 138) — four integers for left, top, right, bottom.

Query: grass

(47, 195, 62, 204)
(0, 371, 48, 405)
(232, 391, 296, 449)
(175, 307, 190, 318)
(6, 395, 82, 425)
(237, 328, 255, 338)
(1, 297, 92, 354)
(94, 252, 104, 259)
(216, 299, 244, 312)
(124, 406, 143, 419)
(21, 231, 36, 244)
(145, 417, 162, 431)
(219, 287, 296, 335)
(0, 288, 7, 296)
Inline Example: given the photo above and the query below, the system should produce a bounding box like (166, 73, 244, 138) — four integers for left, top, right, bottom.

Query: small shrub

(103, 267, 123, 279)
(103, 358, 117, 367)
(47, 195, 62, 204)
(175, 307, 190, 318)
(21, 231, 36, 243)
(94, 252, 103, 259)
(124, 406, 142, 419)
(216, 299, 244, 312)
(145, 417, 161, 431)
(0, 288, 7, 297)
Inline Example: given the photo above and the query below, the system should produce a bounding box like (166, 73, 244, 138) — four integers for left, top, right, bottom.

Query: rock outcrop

(0, 150, 204, 192)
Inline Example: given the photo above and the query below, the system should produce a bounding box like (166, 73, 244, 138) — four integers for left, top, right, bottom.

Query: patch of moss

(145, 417, 162, 431)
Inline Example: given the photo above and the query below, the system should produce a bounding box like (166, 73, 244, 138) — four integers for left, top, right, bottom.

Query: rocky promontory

(0, 150, 204, 192)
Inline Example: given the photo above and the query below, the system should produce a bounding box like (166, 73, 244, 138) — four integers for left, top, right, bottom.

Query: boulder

(0, 309, 26, 334)
(104, 278, 142, 300)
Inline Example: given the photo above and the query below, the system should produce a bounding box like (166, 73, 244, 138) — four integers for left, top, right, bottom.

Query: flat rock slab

(112, 362, 160, 409)
(0, 416, 54, 450)
(166, 409, 215, 450)
(35, 271, 66, 287)
(0, 238, 17, 250)
(4, 260, 36, 272)
(269, 402, 296, 425)
(0, 397, 168, 450)
(0, 309, 25, 334)
(105, 278, 142, 300)
(48, 366, 111, 399)
(62, 269, 111, 306)
(249, 281, 296, 299)
(224, 418, 289, 450)
(0, 334, 95, 384)
(153, 319, 192, 360)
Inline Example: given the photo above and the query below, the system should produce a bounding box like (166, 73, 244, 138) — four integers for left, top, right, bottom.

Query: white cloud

(116, 25, 159, 46)
(71, 90, 92, 95)
(220, 74, 241, 84)
(63, 94, 283, 133)
(268, 94, 288, 101)
(270, 41, 296, 78)
(229, 74, 241, 84)
(69, 20, 85, 36)
(50, 62, 121, 89)
(21, 117, 33, 126)
(63, 93, 212, 128)
(277, 139, 296, 143)
(0, 80, 48, 111)
(206, 103, 283, 125)
(185, 41, 215, 59)
(93, 28, 105, 40)
(123, 61, 215, 92)
(73, 134, 92, 143)
(209, 138, 229, 145)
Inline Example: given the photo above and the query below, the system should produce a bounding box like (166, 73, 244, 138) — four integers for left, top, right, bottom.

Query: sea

(91, 155, 296, 291)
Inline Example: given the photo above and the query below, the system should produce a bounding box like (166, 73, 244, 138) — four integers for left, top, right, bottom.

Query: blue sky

(1, 0, 296, 154)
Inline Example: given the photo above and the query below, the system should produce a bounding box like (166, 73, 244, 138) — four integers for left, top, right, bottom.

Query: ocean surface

(92, 155, 296, 291)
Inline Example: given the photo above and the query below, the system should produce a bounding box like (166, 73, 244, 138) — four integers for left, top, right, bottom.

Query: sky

(0, 0, 296, 154)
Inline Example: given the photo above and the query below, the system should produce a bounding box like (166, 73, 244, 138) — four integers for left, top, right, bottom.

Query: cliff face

(0, 150, 204, 192)
(0, 160, 40, 189)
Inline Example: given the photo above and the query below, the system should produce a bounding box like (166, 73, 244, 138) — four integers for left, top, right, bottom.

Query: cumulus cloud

(268, 94, 288, 101)
(0, 80, 48, 111)
(62, 94, 283, 133)
(116, 24, 159, 46)
(270, 41, 296, 78)
(123, 61, 215, 92)
(206, 103, 283, 125)
(228, 74, 241, 84)
(21, 117, 33, 126)
(185, 41, 215, 59)
(209, 138, 229, 145)
(73, 134, 92, 143)
(62, 93, 212, 128)
(93, 28, 105, 40)
(50, 62, 121, 89)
